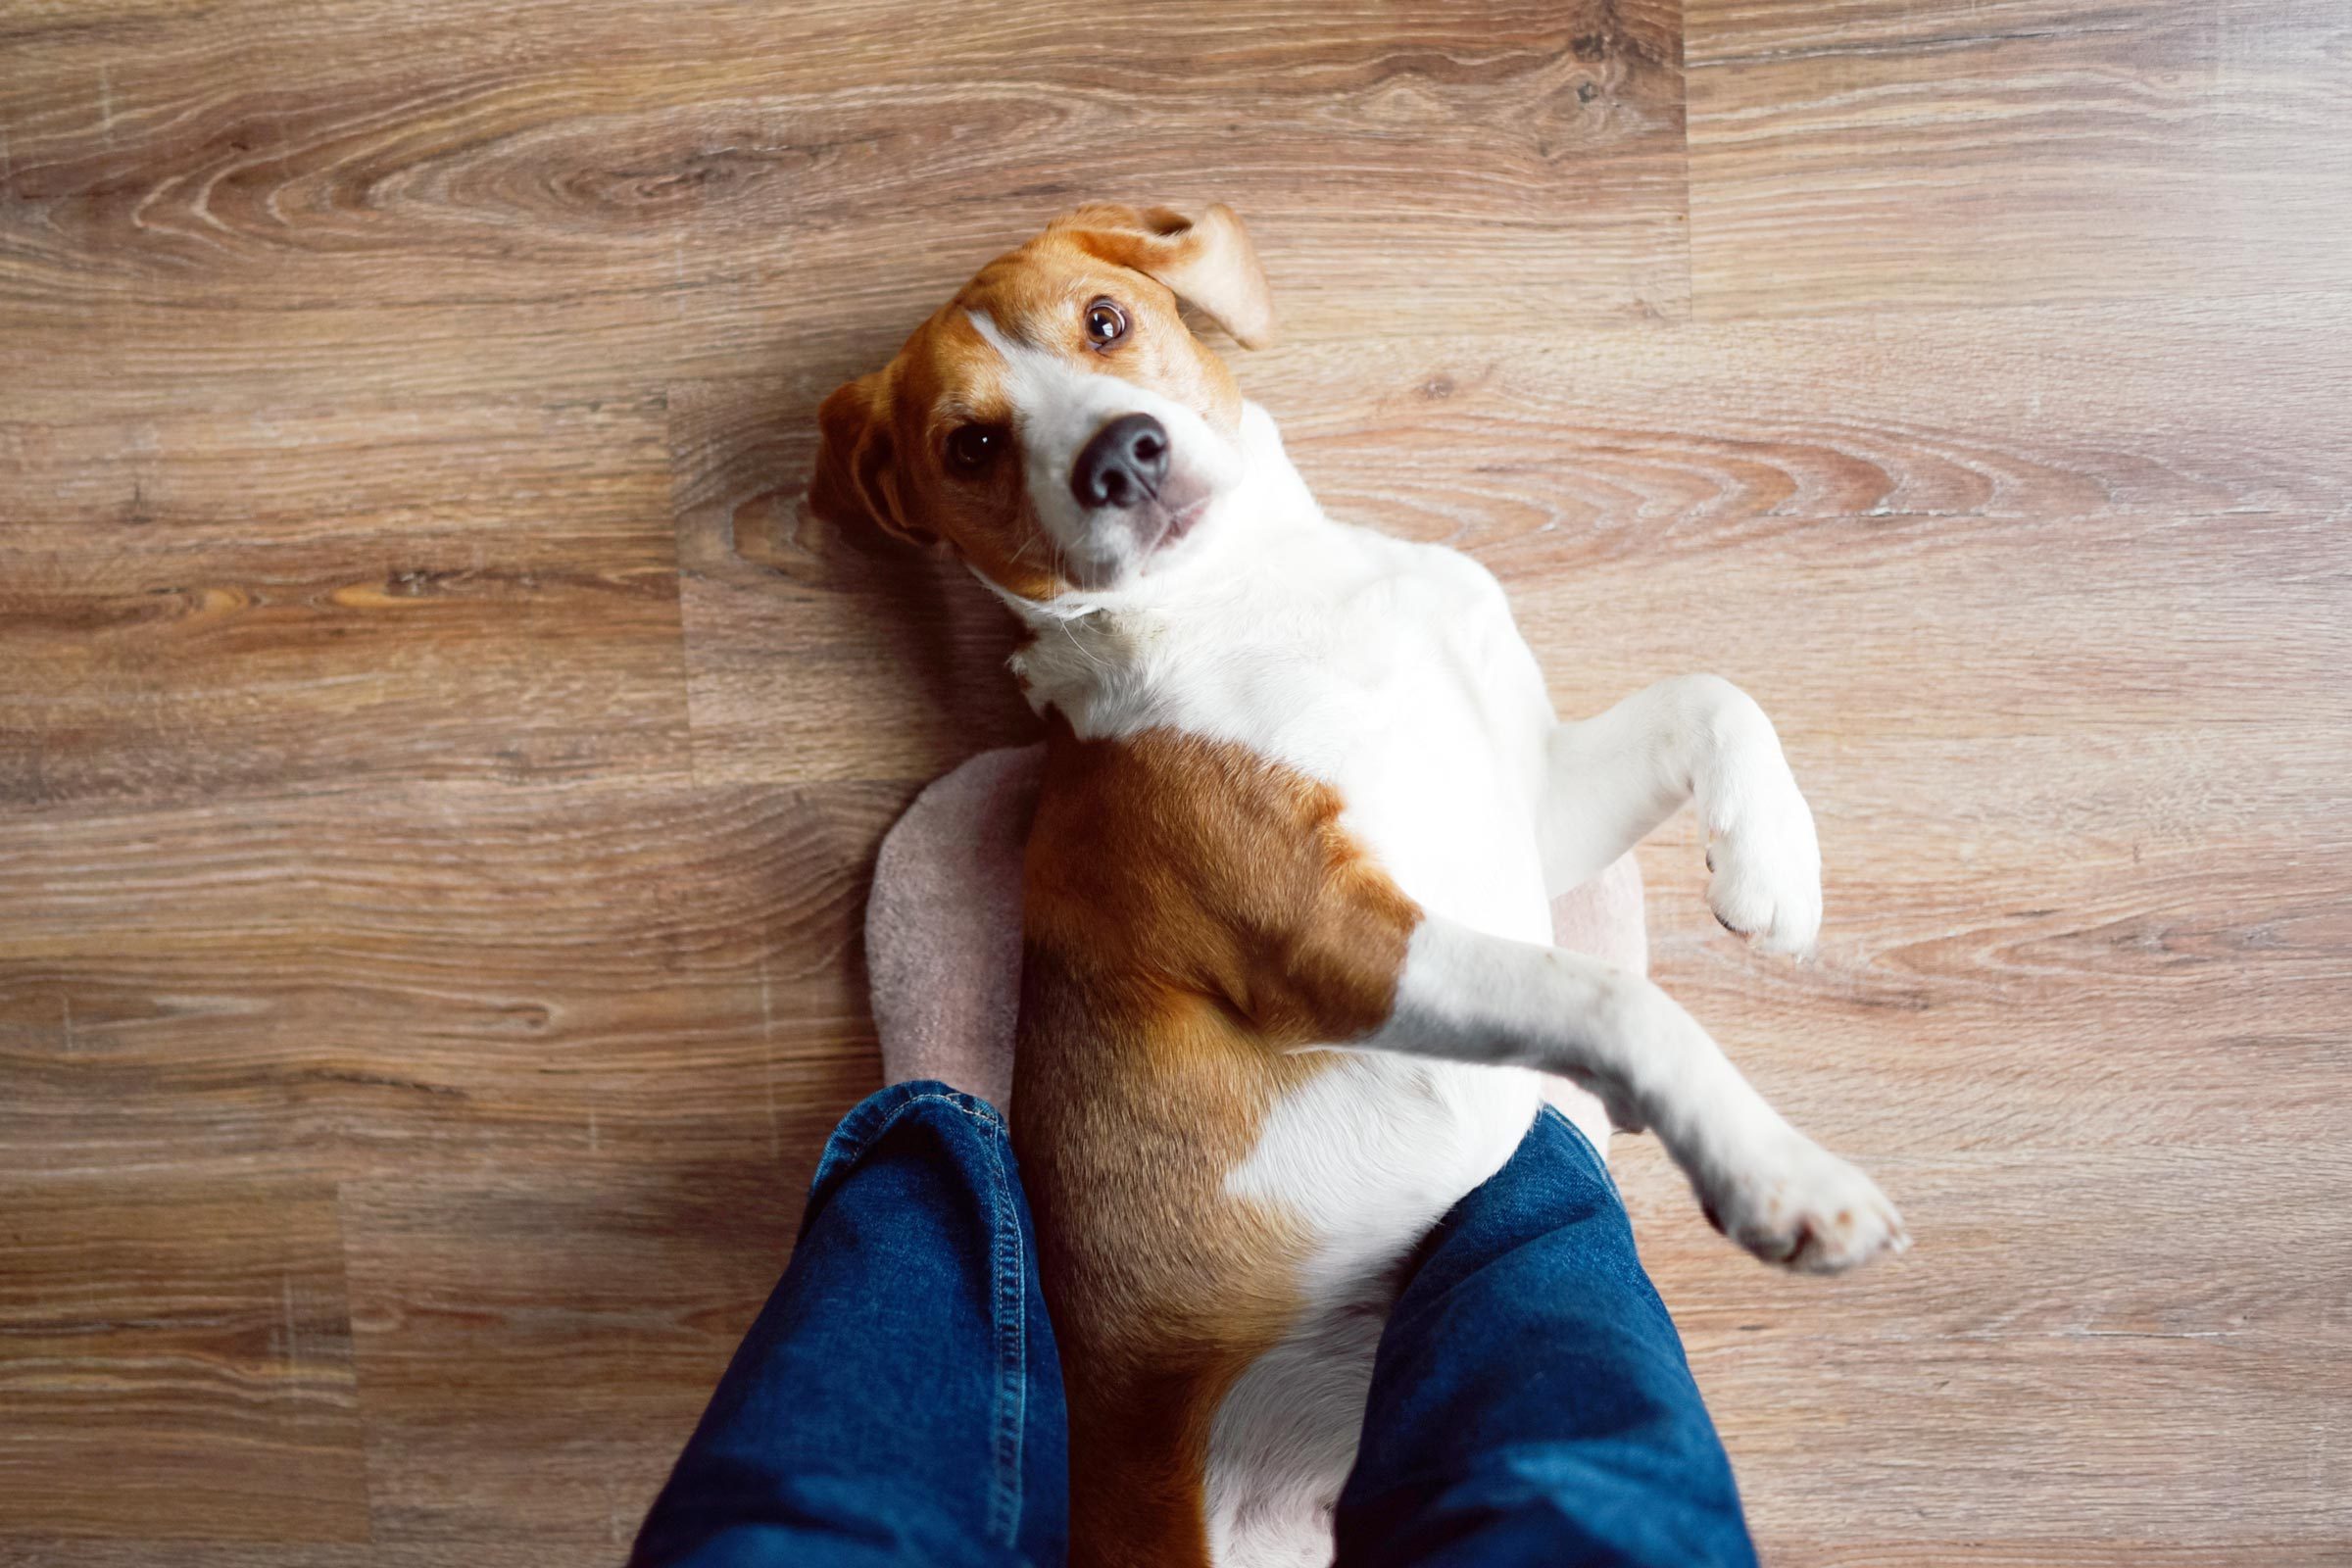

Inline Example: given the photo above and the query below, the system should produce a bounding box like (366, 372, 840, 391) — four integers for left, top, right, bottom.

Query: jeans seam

(981, 1112, 1027, 1547)
(805, 1085, 1030, 1545)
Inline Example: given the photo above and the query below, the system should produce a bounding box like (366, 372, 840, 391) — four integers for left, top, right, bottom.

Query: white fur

(986, 365, 1904, 1563)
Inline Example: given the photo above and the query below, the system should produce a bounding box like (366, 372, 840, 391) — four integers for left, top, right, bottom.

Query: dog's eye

(1085, 299, 1129, 346)
(945, 423, 1005, 475)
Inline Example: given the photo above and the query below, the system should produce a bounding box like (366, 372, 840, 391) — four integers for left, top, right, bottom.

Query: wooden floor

(4, 0, 2349, 1561)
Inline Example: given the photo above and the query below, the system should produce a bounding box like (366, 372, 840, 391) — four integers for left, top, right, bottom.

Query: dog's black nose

(1069, 414, 1168, 510)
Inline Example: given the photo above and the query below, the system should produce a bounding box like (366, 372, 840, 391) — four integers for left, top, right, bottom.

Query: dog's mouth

(1144, 496, 1211, 558)
(1051, 492, 1212, 592)
(1134, 456, 1223, 561)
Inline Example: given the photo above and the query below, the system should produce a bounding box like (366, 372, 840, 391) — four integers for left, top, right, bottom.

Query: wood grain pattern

(0, 395, 691, 805)
(4, 0, 2349, 1558)
(0, 777, 893, 1542)
(1684, 0, 2352, 316)
(340, 1167, 802, 1547)
(0, 1550, 575, 1568)
(0, 780, 896, 1178)
(0, 1176, 368, 1542)
(685, 297, 2350, 783)
(0, 0, 1687, 409)
(1622, 1135, 2352, 1553)
(1270, 297, 2352, 544)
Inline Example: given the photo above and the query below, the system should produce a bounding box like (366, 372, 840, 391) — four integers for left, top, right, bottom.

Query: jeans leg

(631, 1082, 1068, 1568)
(1336, 1107, 1758, 1568)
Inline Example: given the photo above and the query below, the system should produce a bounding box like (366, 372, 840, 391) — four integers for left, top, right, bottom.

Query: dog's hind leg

(1538, 674, 1822, 957)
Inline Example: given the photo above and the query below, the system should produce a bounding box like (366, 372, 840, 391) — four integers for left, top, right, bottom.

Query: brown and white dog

(812, 204, 1907, 1568)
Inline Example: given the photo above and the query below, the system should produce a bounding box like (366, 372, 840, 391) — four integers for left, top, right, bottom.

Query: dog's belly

(1191, 535, 1560, 1564)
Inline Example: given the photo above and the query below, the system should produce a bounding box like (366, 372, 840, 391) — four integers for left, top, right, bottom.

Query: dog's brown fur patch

(1013, 718, 1422, 1567)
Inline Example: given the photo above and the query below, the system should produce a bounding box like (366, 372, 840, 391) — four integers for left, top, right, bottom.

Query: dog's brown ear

(808, 370, 924, 542)
(1053, 203, 1274, 350)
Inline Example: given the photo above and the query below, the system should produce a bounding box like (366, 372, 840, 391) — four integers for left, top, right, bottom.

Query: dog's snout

(1069, 414, 1169, 510)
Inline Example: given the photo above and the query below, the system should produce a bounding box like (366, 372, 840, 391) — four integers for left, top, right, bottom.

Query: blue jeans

(632, 1082, 1756, 1568)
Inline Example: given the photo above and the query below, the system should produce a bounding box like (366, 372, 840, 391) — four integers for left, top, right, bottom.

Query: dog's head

(809, 203, 1274, 604)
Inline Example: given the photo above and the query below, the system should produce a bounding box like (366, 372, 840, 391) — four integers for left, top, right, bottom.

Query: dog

(810, 203, 1907, 1568)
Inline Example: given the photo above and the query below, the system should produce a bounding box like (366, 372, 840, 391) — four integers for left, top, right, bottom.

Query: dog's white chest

(1314, 539, 1558, 941)
(1056, 522, 1555, 909)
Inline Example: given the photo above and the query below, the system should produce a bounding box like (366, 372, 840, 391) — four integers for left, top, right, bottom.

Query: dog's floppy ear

(1052, 203, 1274, 350)
(808, 369, 925, 542)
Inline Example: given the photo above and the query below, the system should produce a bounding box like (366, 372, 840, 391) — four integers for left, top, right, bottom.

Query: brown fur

(809, 204, 1262, 601)
(1013, 718, 1423, 1568)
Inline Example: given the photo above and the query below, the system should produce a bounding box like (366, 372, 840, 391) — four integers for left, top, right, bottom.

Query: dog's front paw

(1704, 775, 1823, 957)
(1700, 1133, 1908, 1274)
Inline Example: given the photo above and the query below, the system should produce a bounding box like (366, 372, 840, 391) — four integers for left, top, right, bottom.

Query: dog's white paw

(1704, 776, 1823, 957)
(1700, 1133, 1908, 1274)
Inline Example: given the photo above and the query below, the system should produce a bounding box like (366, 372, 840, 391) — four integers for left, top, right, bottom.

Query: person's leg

(630, 1082, 1067, 1568)
(1334, 1107, 1757, 1568)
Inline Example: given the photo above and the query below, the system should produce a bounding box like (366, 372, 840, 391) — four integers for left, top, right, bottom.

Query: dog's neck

(991, 401, 1334, 732)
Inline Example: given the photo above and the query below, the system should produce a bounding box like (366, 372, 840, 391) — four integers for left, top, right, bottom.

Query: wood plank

(1683, 0, 2352, 316)
(1624, 823, 2352, 1152)
(0, 394, 690, 806)
(1275, 299, 2352, 556)
(1771, 1549, 2349, 1568)
(1609, 1137, 2352, 1558)
(0, 780, 894, 1180)
(0, 0, 1687, 410)
(338, 1165, 801, 1546)
(0, 1174, 368, 1543)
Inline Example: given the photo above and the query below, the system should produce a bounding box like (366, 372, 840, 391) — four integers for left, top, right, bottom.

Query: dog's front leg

(1355, 918, 1906, 1273)
(1539, 675, 1822, 956)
